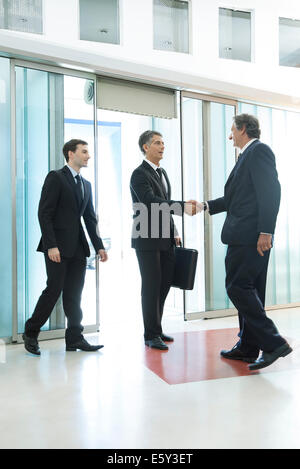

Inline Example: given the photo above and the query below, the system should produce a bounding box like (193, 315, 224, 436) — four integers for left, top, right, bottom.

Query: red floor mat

(144, 328, 297, 384)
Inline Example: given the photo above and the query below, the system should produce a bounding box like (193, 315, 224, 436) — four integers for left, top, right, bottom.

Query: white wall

(1, 0, 300, 108)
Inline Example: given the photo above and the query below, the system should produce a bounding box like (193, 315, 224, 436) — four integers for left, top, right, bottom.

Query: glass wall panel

(153, 0, 189, 53)
(181, 97, 205, 314)
(96, 106, 183, 332)
(219, 8, 251, 62)
(279, 17, 300, 67)
(16, 67, 59, 334)
(182, 97, 236, 316)
(208, 102, 236, 310)
(79, 0, 120, 44)
(239, 102, 300, 306)
(0, 57, 12, 338)
(0, 0, 43, 34)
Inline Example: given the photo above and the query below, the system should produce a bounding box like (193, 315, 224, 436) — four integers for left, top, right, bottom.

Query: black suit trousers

(225, 245, 286, 353)
(135, 247, 175, 341)
(25, 241, 86, 344)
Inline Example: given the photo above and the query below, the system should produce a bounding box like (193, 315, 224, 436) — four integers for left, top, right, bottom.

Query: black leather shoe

(145, 337, 168, 350)
(161, 333, 174, 342)
(66, 338, 104, 352)
(248, 342, 292, 371)
(22, 333, 40, 356)
(220, 345, 258, 363)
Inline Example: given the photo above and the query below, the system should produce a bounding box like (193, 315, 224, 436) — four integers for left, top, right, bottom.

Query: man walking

(203, 114, 292, 370)
(23, 139, 107, 355)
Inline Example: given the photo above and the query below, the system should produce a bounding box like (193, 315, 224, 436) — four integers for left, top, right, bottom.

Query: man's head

(229, 114, 261, 149)
(63, 139, 90, 171)
(139, 131, 164, 165)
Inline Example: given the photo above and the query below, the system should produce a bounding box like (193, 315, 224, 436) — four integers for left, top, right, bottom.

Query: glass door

(181, 92, 237, 319)
(13, 62, 98, 341)
(95, 108, 184, 331)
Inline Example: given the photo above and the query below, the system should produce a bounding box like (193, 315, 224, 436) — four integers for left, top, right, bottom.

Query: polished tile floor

(1, 307, 300, 449)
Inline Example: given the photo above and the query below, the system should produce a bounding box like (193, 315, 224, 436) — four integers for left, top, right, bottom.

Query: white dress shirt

(67, 164, 84, 198)
(239, 138, 257, 155)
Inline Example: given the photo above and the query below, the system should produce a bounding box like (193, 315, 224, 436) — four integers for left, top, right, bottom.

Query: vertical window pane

(219, 8, 251, 62)
(154, 0, 189, 53)
(16, 67, 53, 334)
(182, 98, 236, 316)
(181, 98, 205, 314)
(279, 17, 300, 67)
(0, 57, 12, 338)
(79, 0, 120, 44)
(0, 0, 43, 34)
(208, 102, 236, 311)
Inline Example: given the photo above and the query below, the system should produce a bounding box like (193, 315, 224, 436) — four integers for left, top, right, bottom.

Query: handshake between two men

(184, 200, 205, 216)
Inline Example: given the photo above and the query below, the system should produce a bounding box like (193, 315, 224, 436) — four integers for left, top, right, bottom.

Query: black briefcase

(172, 247, 198, 290)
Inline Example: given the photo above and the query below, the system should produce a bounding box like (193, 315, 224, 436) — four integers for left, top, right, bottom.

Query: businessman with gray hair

(200, 114, 292, 370)
(130, 130, 198, 350)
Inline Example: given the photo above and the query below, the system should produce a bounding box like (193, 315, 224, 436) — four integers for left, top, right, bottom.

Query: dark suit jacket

(37, 165, 104, 258)
(208, 140, 281, 246)
(130, 160, 184, 250)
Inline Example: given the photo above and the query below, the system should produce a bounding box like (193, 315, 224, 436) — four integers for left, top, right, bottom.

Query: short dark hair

(138, 130, 162, 154)
(63, 139, 88, 162)
(233, 114, 261, 139)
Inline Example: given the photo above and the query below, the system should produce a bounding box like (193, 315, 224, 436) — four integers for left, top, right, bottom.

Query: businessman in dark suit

(202, 114, 292, 370)
(130, 131, 197, 350)
(23, 139, 108, 355)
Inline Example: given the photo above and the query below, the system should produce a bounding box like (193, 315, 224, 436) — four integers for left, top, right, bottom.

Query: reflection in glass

(219, 8, 251, 62)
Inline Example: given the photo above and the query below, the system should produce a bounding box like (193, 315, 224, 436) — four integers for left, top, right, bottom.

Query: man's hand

(175, 236, 182, 247)
(257, 234, 272, 257)
(184, 200, 204, 216)
(48, 247, 61, 263)
(196, 202, 204, 213)
(98, 249, 108, 262)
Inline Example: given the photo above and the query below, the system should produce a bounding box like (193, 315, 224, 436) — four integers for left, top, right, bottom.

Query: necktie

(156, 167, 163, 180)
(156, 168, 167, 198)
(75, 174, 83, 205)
